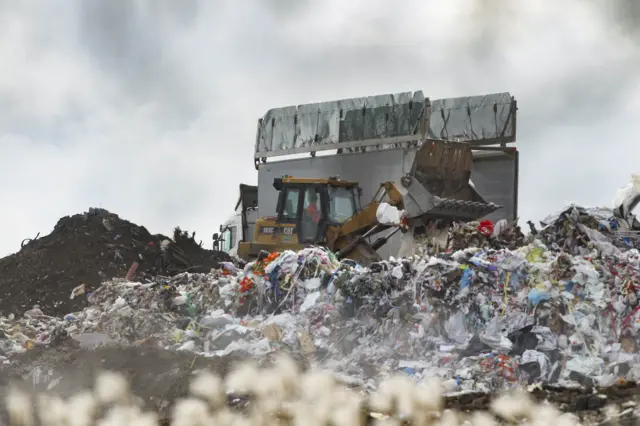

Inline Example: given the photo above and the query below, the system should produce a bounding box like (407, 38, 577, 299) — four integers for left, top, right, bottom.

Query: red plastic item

(477, 220, 495, 237)
(125, 262, 139, 281)
(239, 277, 254, 293)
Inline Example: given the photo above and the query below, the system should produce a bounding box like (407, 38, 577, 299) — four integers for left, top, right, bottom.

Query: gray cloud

(598, 0, 640, 36)
(76, 0, 210, 120)
(1, 0, 640, 256)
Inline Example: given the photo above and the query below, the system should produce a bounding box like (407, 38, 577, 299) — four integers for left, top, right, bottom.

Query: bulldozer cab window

(280, 188, 300, 222)
(303, 188, 322, 221)
(221, 226, 236, 252)
(328, 186, 356, 224)
(300, 187, 323, 242)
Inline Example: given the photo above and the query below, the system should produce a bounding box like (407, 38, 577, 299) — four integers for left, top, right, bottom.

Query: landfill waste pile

(0, 208, 231, 317)
(2, 200, 640, 423)
(2, 359, 639, 426)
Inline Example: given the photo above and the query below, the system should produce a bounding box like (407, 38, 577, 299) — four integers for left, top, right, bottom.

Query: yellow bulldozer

(237, 140, 502, 264)
(220, 89, 517, 264)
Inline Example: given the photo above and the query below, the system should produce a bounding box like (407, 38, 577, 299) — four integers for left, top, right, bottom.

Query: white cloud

(1, 0, 640, 256)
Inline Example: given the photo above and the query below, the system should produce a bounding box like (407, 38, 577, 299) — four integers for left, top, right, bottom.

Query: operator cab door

(274, 186, 301, 244)
(276, 184, 327, 245)
(300, 185, 327, 244)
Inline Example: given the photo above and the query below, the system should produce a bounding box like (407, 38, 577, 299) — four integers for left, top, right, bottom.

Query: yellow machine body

(238, 141, 501, 265)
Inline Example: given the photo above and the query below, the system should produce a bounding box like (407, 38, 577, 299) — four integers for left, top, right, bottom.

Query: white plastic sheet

(565, 356, 605, 377)
(613, 174, 640, 218)
(522, 350, 550, 378)
(479, 332, 513, 352)
(376, 203, 404, 225)
(444, 311, 470, 344)
(397, 229, 417, 258)
(492, 219, 508, 237)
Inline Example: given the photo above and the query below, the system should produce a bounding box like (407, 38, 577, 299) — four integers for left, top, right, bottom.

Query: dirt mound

(0, 208, 231, 317)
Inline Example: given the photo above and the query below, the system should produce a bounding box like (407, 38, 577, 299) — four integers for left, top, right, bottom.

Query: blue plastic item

(528, 288, 551, 306)
(459, 268, 473, 289)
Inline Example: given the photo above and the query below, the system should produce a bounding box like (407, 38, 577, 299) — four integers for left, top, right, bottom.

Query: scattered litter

(2, 202, 640, 397)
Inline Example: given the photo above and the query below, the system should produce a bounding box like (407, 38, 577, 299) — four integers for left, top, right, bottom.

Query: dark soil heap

(0, 208, 231, 317)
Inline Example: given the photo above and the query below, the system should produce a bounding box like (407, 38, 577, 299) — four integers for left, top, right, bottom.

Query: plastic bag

(528, 288, 551, 306)
(578, 224, 620, 256)
(522, 350, 549, 375)
(492, 219, 508, 237)
(459, 268, 473, 289)
(477, 220, 494, 237)
(526, 246, 545, 263)
(479, 331, 513, 351)
(444, 311, 470, 344)
(565, 356, 605, 377)
(376, 203, 403, 225)
(397, 228, 416, 258)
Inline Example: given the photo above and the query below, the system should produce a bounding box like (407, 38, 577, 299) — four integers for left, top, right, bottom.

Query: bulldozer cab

(273, 176, 361, 244)
(236, 177, 362, 261)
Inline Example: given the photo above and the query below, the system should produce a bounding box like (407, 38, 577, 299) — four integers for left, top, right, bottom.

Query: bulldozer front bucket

(400, 141, 501, 223)
(347, 240, 382, 266)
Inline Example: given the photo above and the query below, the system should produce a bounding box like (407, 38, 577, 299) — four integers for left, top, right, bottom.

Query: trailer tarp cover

(255, 91, 516, 159)
(235, 184, 258, 212)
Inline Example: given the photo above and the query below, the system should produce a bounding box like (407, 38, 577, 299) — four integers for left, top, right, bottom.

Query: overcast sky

(1, 0, 639, 257)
